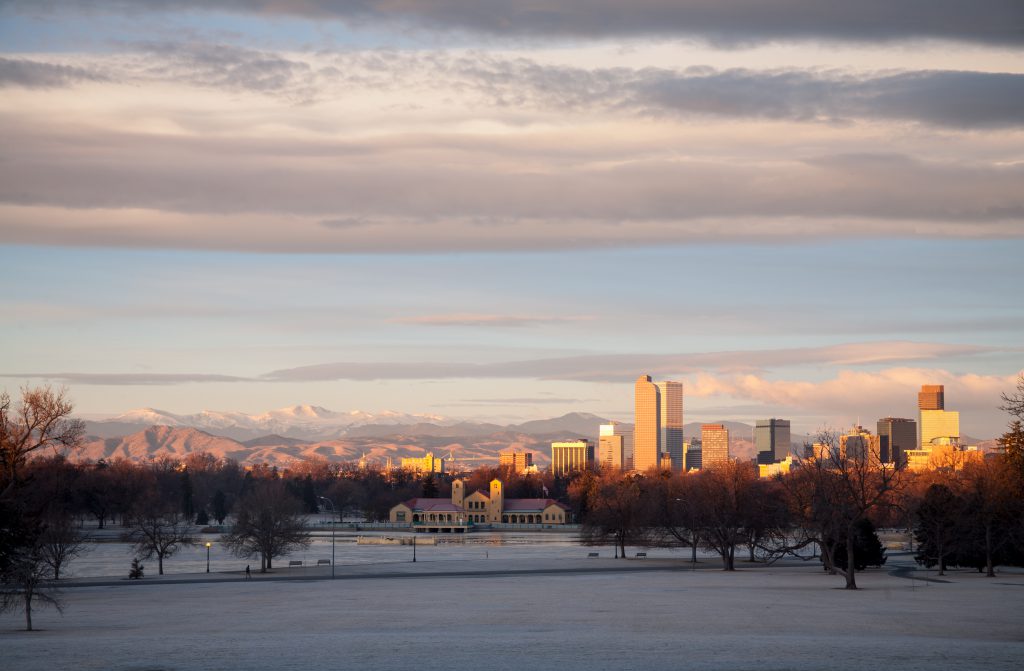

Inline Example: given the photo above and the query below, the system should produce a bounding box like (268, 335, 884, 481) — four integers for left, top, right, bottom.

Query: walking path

(58, 555, 743, 588)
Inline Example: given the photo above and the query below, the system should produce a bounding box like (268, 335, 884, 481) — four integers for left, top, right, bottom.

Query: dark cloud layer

(5, 45, 1020, 129)
(0, 56, 109, 87)
(5, 1, 1023, 46)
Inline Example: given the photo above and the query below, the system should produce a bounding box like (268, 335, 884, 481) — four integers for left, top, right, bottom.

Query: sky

(1, 1, 1022, 437)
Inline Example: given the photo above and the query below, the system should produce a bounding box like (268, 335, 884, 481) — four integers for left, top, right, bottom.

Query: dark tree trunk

(985, 523, 995, 577)
(845, 526, 858, 590)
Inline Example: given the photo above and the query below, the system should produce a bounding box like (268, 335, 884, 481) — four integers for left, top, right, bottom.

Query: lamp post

(412, 533, 416, 563)
(318, 496, 336, 579)
(205, 542, 211, 573)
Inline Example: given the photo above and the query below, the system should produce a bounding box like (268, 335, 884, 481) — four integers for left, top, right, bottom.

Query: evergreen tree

(914, 484, 964, 574)
(195, 508, 210, 526)
(421, 474, 439, 498)
(128, 557, 144, 579)
(301, 475, 319, 515)
(824, 518, 886, 571)
(180, 470, 194, 522)
(212, 489, 228, 525)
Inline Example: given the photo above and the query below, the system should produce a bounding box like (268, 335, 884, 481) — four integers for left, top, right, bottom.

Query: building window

(397, 512, 406, 522)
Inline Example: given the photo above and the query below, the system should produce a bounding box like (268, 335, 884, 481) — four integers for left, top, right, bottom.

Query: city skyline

(0, 2, 1022, 440)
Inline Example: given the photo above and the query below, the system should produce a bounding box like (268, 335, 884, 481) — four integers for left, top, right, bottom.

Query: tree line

(3, 378, 1024, 628)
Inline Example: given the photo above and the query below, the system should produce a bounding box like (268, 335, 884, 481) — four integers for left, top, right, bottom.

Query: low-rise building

(389, 478, 572, 530)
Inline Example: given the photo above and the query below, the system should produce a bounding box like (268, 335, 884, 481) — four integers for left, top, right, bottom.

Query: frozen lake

(65, 527, 717, 578)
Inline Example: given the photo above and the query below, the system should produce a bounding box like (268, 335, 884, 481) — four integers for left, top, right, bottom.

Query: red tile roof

(502, 498, 570, 512)
(402, 498, 464, 512)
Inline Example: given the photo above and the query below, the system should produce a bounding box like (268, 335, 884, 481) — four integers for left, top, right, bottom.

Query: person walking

(245, 564, 251, 579)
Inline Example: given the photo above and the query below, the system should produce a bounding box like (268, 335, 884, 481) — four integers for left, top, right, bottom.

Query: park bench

(316, 559, 331, 566)
(288, 560, 303, 568)
(635, 552, 647, 559)
(587, 552, 599, 557)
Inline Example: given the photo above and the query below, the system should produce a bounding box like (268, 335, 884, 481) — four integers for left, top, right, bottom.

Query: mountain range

(78, 406, 774, 468)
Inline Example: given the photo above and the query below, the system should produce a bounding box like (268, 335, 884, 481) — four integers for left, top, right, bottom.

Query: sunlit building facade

(701, 424, 729, 469)
(400, 451, 445, 474)
(599, 422, 633, 471)
(551, 439, 595, 476)
(920, 409, 960, 449)
(499, 450, 534, 474)
(634, 374, 662, 471)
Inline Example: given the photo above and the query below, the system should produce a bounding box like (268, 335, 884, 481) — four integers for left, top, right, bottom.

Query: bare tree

(783, 427, 904, 589)
(122, 497, 195, 575)
(913, 483, 964, 576)
(960, 457, 1018, 577)
(0, 386, 85, 495)
(578, 470, 653, 559)
(221, 480, 311, 572)
(1000, 373, 1024, 421)
(39, 512, 91, 580)
(694, 461, 761, 571)
(653, 472, 703, 563)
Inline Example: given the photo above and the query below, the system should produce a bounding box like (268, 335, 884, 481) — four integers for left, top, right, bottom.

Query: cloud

(0, 57, 110, 88)
(6, 342, 998, 387)
(686, 368, 1023, 438)
(11, 47, 1023, 129)
(395, 314, 591, 327)
(451, 397, 591, 405)
(0, 373, 252, 385)
(7, 1, 1023, 46)
(260, 342, 1003, 383)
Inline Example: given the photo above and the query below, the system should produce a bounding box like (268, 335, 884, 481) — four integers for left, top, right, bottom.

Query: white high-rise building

(599, 422, 634, 471)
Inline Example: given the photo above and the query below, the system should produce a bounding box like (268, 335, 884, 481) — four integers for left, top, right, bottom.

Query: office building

(683, 441, 701, 471)
(840, 426, 881, 462)
(499, 450, 534, 474)
(754, 418, 791, 465)
(918, 384, 945, 411)
(657, 380, 684, 473)
(918, 384, 960, 449)
(551, 439, 595, 476)
(599, 422, 633, 471)
(920, 409, 960, 449)
(877, 417, 916, 465)
(400, 452, 445, 474)
(701, 424, 729, 469)
(634, 375, 662, 471)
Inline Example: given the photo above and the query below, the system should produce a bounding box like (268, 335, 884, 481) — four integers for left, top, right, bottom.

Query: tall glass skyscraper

(755, 418, 791, 465)
(656, 380, 684, 473)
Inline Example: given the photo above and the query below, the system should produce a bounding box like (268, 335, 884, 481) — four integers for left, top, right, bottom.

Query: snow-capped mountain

(91, 405, 451, 440)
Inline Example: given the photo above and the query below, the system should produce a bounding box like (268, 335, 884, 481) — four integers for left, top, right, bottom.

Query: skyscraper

(918, 384, 959, 448)
(754, 418, 791, 465)
(634, 375, 661, 472)
(920, 410, 960, 448)
(877, 417, 916, 465)
(550, 439, 595, 476)
(499, 450, 534, 473)
(599, 421, 633, 471)
(918, 385, 944, 411)
(656, 380, 684, 473)
(701, 424, 729, 469)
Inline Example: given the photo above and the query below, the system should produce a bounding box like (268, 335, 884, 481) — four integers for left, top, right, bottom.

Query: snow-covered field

(3, 551, 1022, 671)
